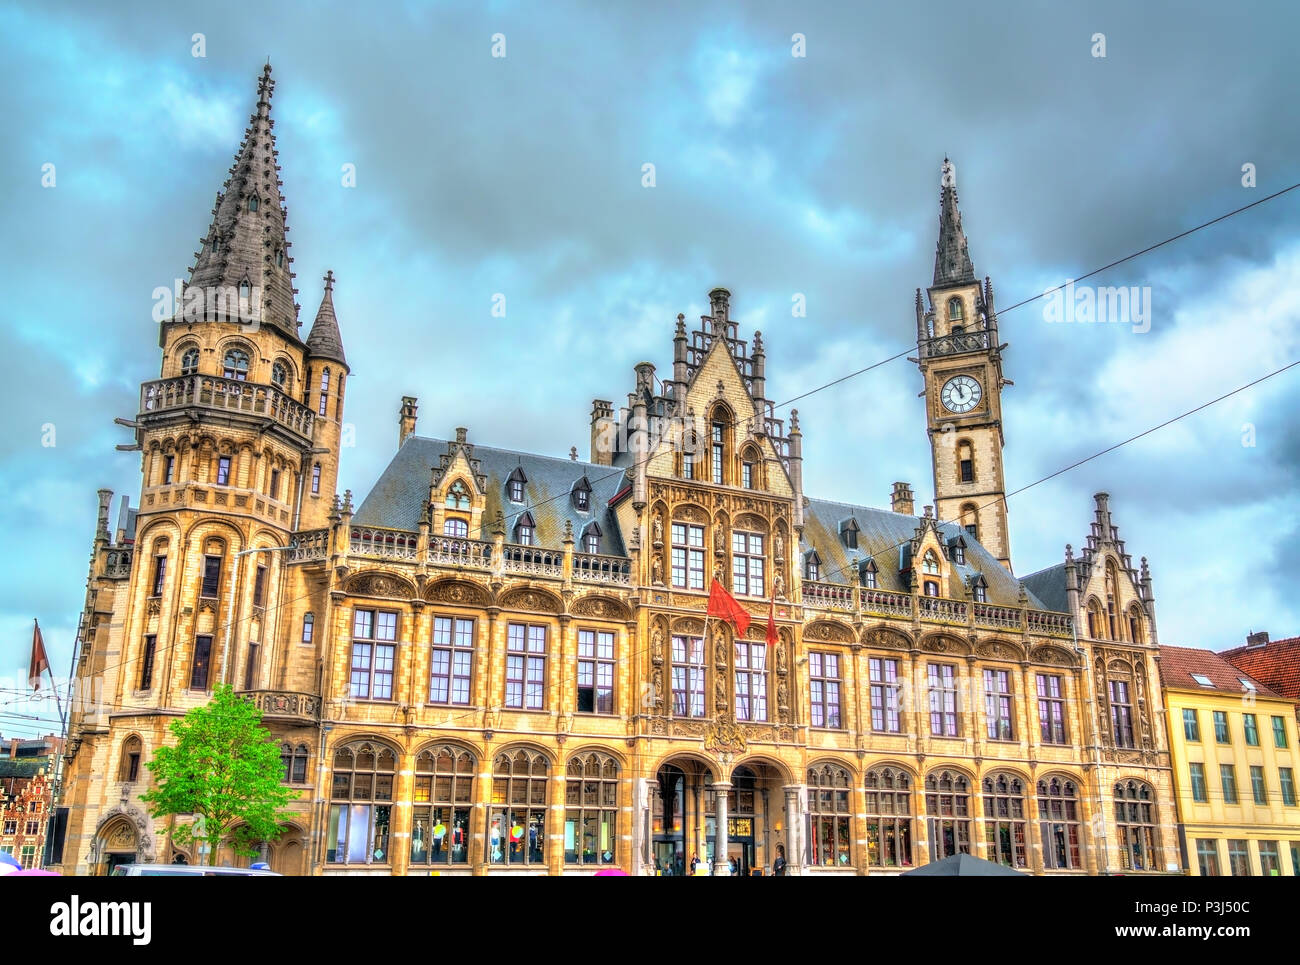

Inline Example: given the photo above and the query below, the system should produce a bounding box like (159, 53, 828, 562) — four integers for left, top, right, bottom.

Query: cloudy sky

(2, 1, 1298, 732)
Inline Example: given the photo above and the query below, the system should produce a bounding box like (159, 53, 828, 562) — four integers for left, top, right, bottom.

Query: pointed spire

(933, 158, 976, 288)
(306, 270, 348, 367)
(185, 63, 298, 333)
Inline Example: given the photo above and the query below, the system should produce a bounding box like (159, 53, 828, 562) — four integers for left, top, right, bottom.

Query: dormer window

(507, 467, 527, 503)
(572, 477, 591, 512)
(514, 512, 535, 546)
(948, 537, 966, 565)
(582, 523, 602, 555)
(970, 576, 988, 603)
(922, 550, 940, 575)
(222, 348, 250, 380)
(859, 559, 878, 589)
(947, 297, 963, 322)
(840, 518, 859, 549)
(805, 550, 821, 582)
(446, 480, 472, 510)
(180, 347, 199, 376)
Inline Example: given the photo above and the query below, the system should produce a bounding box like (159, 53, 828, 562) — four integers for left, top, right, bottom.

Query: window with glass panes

(671, 635, 706, 718)
(808, 764, 852, 867)
(1197, 838, 1220, 876)
(350, 609, 397, 700)
(984, 669, 1014, 740)
(139, 635, 156, 691)
(1114, 780, 1161, 871)
(1227, 839, 1251, 876)
(711, 422, 724, 484)
(865, 768, 912, 867)
(489, 749, 548, 866)
(430, 616, 474, 705)
(189, 635, 213, 690)
(281, 743, 308, 784)
(1250, 765, 1268, 805)
(565, 752, 618, 865)
(410, 746, 473, 866)
(1037, 777, 1081, 870)
(151, 554, 166, 597)
(200, 555, 222, 598)
(982, 773, 1027, 868)
(1258, 840, 1281, 876)
(505, 624, 547, 709)
(734, 641, 767, 722)
(327, 741, 395, 865)
(1037, 674, 1066, 744)
(1109, 679, 1135, 748)
(1183, 708, 1200, 742)
(928, 663, 959, 736)
(808, 652, 842, 729)
(925, 771, 971, 859)
(741, 461, 753, 489)
(1243, 713, 1260, 746)
(671, 523, 705, 590)
(1273, 716, 1289, 748)
(870, 657, 901, 733)
(731, 531, 765, 597)
(577, 629, 615, 714)
(1190, 763, 1208, 803)
(1279, 767, 1296, 806)
(1220, 764, 1238, 805)
(1213, 710, 1229, 743)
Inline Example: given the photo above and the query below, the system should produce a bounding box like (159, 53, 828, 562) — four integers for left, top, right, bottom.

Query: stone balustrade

(140, 374, 315, 442)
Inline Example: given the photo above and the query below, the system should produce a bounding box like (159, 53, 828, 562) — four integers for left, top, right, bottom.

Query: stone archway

(93, 806, 153, 875)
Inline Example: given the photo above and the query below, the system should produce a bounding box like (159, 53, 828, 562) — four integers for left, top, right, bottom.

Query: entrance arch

(96, 817, 140, 875)
(651, 756, 717, 875)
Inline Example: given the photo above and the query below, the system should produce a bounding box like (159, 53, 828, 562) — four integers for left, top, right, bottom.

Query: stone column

(713, 782, 732, 875)
(784, 784, 804, 874)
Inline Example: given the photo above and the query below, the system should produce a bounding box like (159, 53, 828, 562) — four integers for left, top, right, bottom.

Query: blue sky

(2, 0, 1298, 734)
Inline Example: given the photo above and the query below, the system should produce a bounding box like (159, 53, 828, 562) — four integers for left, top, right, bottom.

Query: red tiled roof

(1158, 645, 1281, 698)
(1220, 636, 1300, 704)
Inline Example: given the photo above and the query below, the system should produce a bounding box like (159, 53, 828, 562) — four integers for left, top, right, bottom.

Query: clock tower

(915, 159, 1013, 571)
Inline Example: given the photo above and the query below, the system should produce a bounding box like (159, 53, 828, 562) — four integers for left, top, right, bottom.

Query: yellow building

(1159, 646, 1300, 875)
(59, 65, 1182, 876)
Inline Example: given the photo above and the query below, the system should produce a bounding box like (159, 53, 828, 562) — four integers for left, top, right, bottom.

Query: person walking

(773, 844, 788, 876)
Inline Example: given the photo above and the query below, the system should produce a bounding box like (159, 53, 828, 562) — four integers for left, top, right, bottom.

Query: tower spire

(306, 270, 348, 366)
(933, 158, 975, 288)
(185, 62, 298, 334)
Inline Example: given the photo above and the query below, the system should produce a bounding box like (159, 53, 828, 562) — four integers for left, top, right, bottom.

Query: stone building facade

(59, 65, 1179, 876)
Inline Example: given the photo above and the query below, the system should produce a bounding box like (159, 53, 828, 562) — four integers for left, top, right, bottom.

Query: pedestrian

(728, 856, 737, 876)
(773, 844, 787, 876)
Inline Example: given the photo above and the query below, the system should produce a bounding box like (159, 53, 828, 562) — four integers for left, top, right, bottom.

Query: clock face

(940, 374, 982, 413)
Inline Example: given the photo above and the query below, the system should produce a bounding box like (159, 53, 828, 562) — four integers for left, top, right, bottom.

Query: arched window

(565, 752, 619, 865)
(708, 410, 732, 486)
(445, 480, 471, 510)
(280, 743, 308, 784)
(301, 612, 314, 644)
(960, 503, 978, 539)
(119, 735, 142, 783)
(1037, 777, 1082, 870)
(865, 767, 913, 868)
(808, 763, 852, 867)
(581, 523, 601, 555)
(947, 297, 963, 322)
(1127, 605, 1145, 644)
(740, 446, 760, 490)
(311, 463, 321, 495)
(180, 347, 199, 375)
(859, 558, 878, 589)
(957, 441, 974, 484)
(922, 551, 940, 575)
(1086, 599, 1105, 639)
(1105, 560, 1120, 639)
(271, 362, 288, 389)
(490, 749, 549, 866)
(514, 512, 535, 546)
(318, 367, 330, 417)
(248, 195, 260, 212)
(1113, 780, 1161, 872)
(925, 770, 971, 860)
(444, 518, 468, 538)
(411, 745, 474, 866)
(326, 741, 395, 865)
(238, 280, 251, 306)
(222, 349, 250, 381)
(981, 773, 1027, 868)
(507, 467, 526, 503)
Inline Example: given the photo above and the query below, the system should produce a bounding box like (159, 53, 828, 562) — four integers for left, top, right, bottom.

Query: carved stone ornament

(714, 676, 728, 711)
(704, 712, 747, 754)
(651, 628, 665, 666)
(805, 621, 852, 644)
(653, 513, 664, 547)
(426, 580, 490, 606)
(348, 573, 413, 599)
(573, 595, 629, 620)
(673, 719, 708, 737)
(501, 587, 560, 613)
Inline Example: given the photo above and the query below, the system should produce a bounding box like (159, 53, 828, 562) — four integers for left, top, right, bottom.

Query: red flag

(28, 620, 50, 691)
(707, 578, 750, 635)
(765, 594, 778, 648)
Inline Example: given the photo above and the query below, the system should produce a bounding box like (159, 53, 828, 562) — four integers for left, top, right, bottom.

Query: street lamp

(219, 543, 297, 686)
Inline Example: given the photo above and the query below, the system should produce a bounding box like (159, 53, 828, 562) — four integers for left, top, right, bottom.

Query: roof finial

(324, 269, 335, 292)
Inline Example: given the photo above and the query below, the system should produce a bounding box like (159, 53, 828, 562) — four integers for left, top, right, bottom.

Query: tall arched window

(247, 195, 260, 212)
(565, 752, 619, 865)
(1114, 780, 1161, 872)
(119, 735, 142, 783)
(311, 463, 321, 495)
(922, 551, 940, 575)
(865, 767, 913, 868)
(444, 518, 468, 538)
(301, 612, 314, 644)
(740, 445, 760, 490)
(960, 503, 978, 539)
(180, 347, 199, 375)
(957, 441, 975, 483)
(982, 773, 1027, 868)
(925, 770, 971, 860)
(326, 741, 395, 865)
(280, 743, 309, 784)
(489, 749, 549, 866)
(948, 297, 964, 322)
(1127, 605, 1145, 644)
(1086, 598, 1105, 639)
(411, 745, 474, 866)
(1037, 777, 1082, 870)
(271, 362, 288, 389)
(1105, 560, 1120, 639)
(222, 349, 250, 380)
(808, 763, 852, 867)
(445, 480, 471, 510)
(318, 367, 330, 416)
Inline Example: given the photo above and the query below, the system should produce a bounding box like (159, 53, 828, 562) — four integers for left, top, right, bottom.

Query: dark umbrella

(901, 853, 1029, 876)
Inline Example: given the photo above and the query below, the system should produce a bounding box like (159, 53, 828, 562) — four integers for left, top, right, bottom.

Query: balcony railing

(350, 527, 418, 560)
(861, 588, 913, 618)
(802, 580, 854, 610)
(1026, 609, 1074, 638)
(502, 544, 563, 578)
(241, 690, 321, 723)
(573, 552, 631, 585)
(974, 602, 1020, 630)
(104, 547, 133, 579)
(140, 375, 315, 440)
(428, 535, 493, 569)
(289, 529, 330, 563)
(921, 329, 991, 358)
(919, 596, 967, 624)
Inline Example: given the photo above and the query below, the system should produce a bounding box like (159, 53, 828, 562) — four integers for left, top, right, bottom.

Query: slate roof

(353, 436, 627, 556)
(1220, 636, 1300, 705)
(802, 497, 1047, 609)
(1020, 562, 1068, 613)
(1157, 645, 1280, 699)
(305, 272, 347, 366)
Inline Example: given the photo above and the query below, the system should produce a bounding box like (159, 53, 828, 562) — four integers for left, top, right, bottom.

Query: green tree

(140, 684, 299, 865)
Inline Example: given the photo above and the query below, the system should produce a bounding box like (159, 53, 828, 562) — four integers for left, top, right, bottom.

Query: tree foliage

(140, 684, 299, 864)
